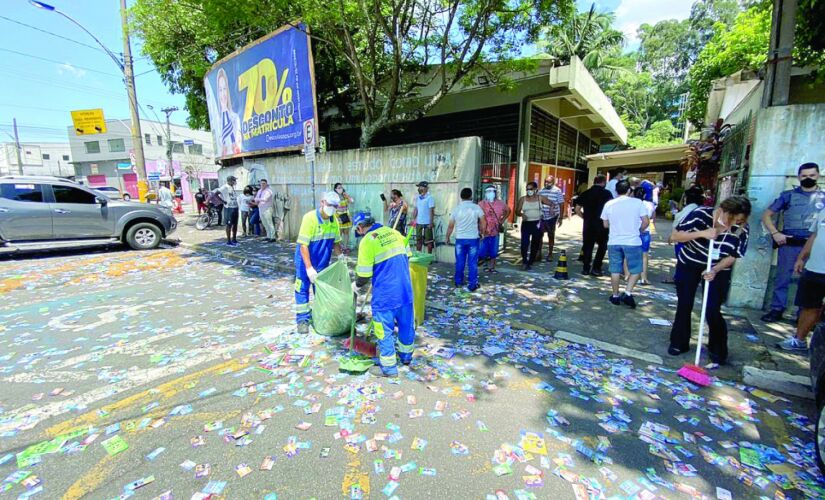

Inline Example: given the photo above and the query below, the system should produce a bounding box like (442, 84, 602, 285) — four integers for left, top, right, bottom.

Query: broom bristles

(678, 364, 712, 387)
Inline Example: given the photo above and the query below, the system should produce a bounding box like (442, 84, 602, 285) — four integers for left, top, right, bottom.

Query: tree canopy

(539, 3, 624, 74)
(131, 0, 572, 148)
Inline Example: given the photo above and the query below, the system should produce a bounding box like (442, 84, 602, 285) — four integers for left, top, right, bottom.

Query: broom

(677, 238, 715, 387)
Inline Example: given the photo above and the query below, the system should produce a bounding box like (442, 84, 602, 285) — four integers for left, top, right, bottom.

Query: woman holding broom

(668, 196, 751, 366)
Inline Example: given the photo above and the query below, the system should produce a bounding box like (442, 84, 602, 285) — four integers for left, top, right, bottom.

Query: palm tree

(540, 3, 625, 72)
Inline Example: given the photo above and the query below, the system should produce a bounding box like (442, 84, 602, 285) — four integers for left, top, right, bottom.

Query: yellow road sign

(70, 108, 107, 135)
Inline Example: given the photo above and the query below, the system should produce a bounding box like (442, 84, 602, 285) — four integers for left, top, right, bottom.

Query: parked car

(95, 186, 131, 201)
(0, 175, 176, 251)
(810, 318, 825, 473)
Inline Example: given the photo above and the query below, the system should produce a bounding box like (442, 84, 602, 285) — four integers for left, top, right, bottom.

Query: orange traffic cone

(554, 250, 569, 280)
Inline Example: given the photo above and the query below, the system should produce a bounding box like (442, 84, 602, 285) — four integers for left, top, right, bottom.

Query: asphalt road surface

(0, 247, 822, 499)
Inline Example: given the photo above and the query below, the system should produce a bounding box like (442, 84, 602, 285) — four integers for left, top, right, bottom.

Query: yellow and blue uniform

(356, 223, 415, 375)
(294, 209, 341, 323)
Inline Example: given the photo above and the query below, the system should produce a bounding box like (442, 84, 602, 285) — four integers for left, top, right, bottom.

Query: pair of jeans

(520, 220, 541, 265)
(454, 238, 480, 287)
(669, 261, 731, 364)
(581, 222, 608, 272)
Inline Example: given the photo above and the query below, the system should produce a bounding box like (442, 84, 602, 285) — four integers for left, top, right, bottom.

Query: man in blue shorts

(600, 180, 650, 308)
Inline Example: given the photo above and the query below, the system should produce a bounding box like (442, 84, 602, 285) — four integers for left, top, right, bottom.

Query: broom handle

(695, 238, 714, 366)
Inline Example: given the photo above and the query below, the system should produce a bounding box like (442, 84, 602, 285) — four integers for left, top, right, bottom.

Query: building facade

(67, 118, 219, 204)
(0, 142, 73, 177)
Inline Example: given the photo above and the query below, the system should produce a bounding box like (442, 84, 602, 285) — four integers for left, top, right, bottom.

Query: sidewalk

(171, 213, 812, 397)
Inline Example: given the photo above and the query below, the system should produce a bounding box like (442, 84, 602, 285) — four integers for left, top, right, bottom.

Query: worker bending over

(352, 211, 415, 377)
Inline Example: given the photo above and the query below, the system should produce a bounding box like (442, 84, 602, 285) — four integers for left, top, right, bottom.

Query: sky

(0, 0, 692, 144)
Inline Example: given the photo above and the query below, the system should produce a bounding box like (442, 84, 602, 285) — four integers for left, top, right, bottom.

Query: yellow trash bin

(409, 252, 434, 327)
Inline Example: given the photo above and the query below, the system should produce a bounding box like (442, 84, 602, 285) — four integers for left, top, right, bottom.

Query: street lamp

(29, 0, 149, 202)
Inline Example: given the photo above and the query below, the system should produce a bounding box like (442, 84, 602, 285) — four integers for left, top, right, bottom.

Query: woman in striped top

(668, 196, 751, 365)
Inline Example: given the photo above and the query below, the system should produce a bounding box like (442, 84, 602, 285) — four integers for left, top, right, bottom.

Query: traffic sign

(183, 139, 194, 146)
(70, 109, 107, 136)
(303, 119, 316, 163)
(148, 172, 161, 181)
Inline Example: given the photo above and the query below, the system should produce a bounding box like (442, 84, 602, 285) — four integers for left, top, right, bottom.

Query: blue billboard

(204, 23, 317, 160)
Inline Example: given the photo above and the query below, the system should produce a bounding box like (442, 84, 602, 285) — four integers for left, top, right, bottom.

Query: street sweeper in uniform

(294, 191, 343, 334)
(351, 211, 416, 377)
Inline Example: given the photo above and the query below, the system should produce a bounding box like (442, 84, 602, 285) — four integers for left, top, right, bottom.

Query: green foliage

(628, 120, 681, 149)
(685, 5, 771, 126)
(539, 3, 625, 74)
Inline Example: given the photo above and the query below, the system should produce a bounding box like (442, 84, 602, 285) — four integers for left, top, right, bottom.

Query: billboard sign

(204, 23, 318, 160)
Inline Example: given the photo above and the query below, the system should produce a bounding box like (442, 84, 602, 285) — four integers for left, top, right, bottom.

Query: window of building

(157, 135, 163, 146)
(171, 142, 184, 154)
(187, 143, 203, 155)
(52, 185, 97, 204)
(84, 141, 100, 154)
(0, 183, 43, 203)
(42, 153, 50, 160)
(62, 155, 70, 161)
(108, 138, 126, 153)
(145, 133, 152, 145)
(25, 150, 32, 156)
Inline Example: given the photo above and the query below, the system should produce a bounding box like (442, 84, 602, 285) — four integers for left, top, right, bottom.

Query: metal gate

(716, 112, 752, 200)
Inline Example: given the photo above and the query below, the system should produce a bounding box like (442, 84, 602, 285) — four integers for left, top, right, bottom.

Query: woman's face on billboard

(218, 72, 230, 110)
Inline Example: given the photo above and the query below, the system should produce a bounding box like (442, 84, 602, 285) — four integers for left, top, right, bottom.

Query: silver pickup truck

(0, 175, 176, 252)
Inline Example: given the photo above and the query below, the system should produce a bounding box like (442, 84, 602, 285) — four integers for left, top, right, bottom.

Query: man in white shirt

(252, 179, 276, 242)
(445, 188, 486, 292)
(412, 181, 436, 254)
(600, 180, 650, 308)
(215, 175, 239, 246)
(157, 183, 174, 209)
(605, 170, 624, 199)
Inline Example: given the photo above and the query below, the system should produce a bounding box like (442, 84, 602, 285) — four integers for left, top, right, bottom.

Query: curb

(742, 366, 813, 400)
(182, 241, 811, 398)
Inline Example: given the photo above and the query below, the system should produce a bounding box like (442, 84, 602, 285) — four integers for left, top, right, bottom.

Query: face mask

(544, 184, 551, 189)
(485, 192, 495, 201)
(335, 188, 343, 194)
(801, 178, 818, 188)
(323, 205, 336, 217)
(418, 189, 425, 195)
(526, 190, 535, 197)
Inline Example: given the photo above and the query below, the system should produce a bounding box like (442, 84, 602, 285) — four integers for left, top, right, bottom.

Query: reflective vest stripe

(373, 246, 407, 264)
(379, 354, 397, 367)
(357, 265, 373, 277)
(396, 342, 414, 354)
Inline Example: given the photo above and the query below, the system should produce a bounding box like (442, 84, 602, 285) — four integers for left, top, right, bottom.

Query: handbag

(337, 212, 351, 225)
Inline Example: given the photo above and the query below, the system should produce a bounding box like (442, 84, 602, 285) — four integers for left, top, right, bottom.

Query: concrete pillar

(728, 104, 825, 308)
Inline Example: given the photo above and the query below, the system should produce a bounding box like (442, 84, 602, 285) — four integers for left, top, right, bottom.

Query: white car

(95, 186, 131, 201)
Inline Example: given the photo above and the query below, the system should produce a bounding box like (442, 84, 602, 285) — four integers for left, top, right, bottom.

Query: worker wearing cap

(352, 211, 415, 377)
(294, 191, 343, 334)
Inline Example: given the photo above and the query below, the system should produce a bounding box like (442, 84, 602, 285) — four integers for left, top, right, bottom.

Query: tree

(539, 3, 625, 74)
(628, 120, 680, 149)
(685, 5, 771, 126)
(132, 0, 573, 148)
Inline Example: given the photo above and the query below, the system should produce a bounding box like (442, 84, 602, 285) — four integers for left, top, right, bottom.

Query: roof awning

(585, 143, 689, 171)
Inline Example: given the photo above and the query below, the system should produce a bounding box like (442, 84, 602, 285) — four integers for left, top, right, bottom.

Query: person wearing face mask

(293, 191, 344, 334)
(760, 162, 824, 324)
(538, 175, 565, 262)
(383, 189, 408, 236)
(669, 196, 751, 365)
(333, 183, 354, 253)
(411, 181, 436, 254)
(351, 211, 415, 377)
(478, 186, 511, 273)
(516, 181, 555, 271)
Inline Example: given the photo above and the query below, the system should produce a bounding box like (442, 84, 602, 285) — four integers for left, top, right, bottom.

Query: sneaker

(468, 284, 480, 292)
(296, 322, 310, 334)
(520, 264, 529, 271)
(582, 267, 591, 276)
(609, 295, 622, 305)
(761, 310, 784, 323)
(776, 337, 808, 352)
(667, 346, 686, 356)
(621, 293, 636, 309)
(590, 268, 603, 277)
(225, 241, 234, 247)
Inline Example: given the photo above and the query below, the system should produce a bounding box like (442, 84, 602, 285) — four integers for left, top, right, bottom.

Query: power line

(0, 47, 121, 77)
(0, 15, 107, 54)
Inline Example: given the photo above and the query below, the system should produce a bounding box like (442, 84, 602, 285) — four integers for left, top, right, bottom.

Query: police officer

(761, 162, 824, 323)
(351, 211, 415, 377)
(294, 191, 344, 333)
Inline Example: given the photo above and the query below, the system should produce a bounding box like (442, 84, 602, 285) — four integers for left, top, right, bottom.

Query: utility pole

(120, 0, 147, 201)
(12, 118, 23, 175)
(762, 0, 797, 107)
(161, 106, 178, 190)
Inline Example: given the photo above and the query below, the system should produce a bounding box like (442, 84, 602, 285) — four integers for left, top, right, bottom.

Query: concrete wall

(220, 137, 482, 263)
(729, 104, 825, 308)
